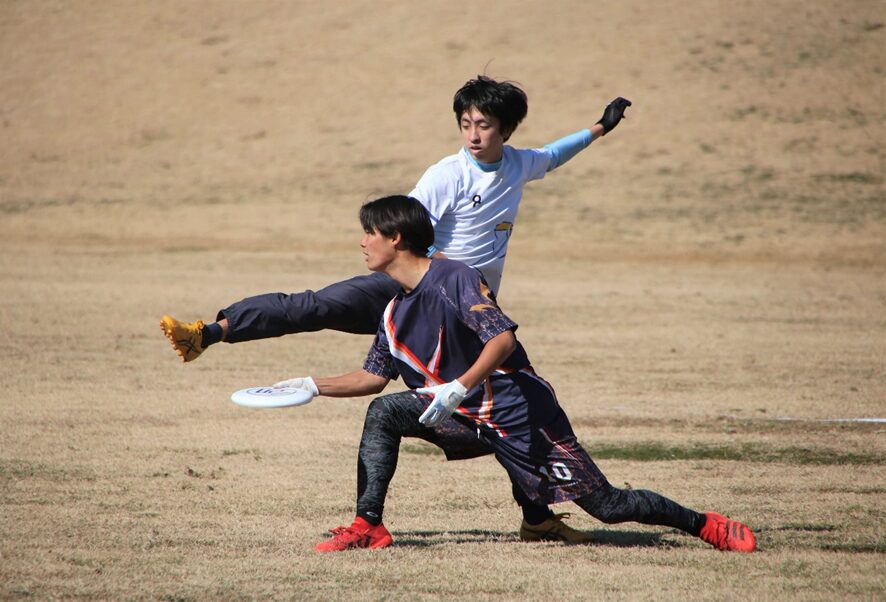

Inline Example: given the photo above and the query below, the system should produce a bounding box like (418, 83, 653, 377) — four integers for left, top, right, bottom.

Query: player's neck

(386, 254, 431, 293)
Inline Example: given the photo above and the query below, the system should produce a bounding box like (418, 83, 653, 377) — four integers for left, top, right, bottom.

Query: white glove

(416, 380, 468, 426)
(272, 376, 319, 395)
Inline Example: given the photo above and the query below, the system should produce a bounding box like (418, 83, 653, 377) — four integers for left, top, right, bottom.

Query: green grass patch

(221, 448, 262, 460)
(0, 458, 94, 481)
(821, 541, 886, 554)
(813, 172, 882, 185)
(585, 442, 883, 465)
(815, 485, 886, 495)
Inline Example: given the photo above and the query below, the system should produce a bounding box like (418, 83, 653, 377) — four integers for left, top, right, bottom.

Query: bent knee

(363, 392, 423, 433)
(364, 395, 395, 425)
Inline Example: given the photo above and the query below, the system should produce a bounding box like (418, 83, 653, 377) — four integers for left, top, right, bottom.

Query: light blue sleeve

(544, 129, 593, 172)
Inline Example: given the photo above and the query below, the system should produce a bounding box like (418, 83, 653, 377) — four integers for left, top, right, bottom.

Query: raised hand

(596, 97, 632, 135)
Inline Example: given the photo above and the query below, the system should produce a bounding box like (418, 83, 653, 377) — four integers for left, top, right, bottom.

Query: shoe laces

(327, 524, 364, 542)
(701, 515, 729, 549)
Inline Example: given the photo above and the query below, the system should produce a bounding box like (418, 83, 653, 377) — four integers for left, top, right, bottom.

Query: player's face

(361, 228, 397, 272)
(459, 107, 506, 163)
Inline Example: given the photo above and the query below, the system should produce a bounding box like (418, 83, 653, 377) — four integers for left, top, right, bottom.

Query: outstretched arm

(545, 97, 632, 171)
(589, 123, 606, 139)
(315, 370, 390, 397)
(275, 369, 389, 398)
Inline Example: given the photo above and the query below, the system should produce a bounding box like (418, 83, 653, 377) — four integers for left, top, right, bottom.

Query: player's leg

(354, 392, 560, 531)
(161, 272, 401, 362)
(317, 390, 465, 552)
(575, 481, 705, 533)
(574, 482, 756, 552)
(529, 394, 755, 551)
(221, 272, 401, 341)
(353, 392, 431, 527)
(515, 479, 593, 545)
(316, 390, 557, 552)
(487, 372, 756, 552)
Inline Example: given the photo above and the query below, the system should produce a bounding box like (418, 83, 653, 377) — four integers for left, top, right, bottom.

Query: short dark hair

(359, 195, 435, 257)
(453, 75, 528, 141)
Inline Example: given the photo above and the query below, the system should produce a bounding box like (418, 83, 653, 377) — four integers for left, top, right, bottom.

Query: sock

(357, 509, 382, 527)
(200, 322, 223, 347)
(521, 503, 555, 526)
(687, 511, 706, 537)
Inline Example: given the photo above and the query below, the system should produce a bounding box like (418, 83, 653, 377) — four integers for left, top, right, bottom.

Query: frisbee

(230, 386, 314, 409)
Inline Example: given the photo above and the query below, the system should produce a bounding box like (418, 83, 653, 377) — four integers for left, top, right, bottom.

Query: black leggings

(355, 391, 704, 536)
(575, 484, 704, 535)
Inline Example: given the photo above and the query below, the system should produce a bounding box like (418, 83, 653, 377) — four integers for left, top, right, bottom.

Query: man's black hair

(453, 75, 528, 141)
(359, 195, 435, 257)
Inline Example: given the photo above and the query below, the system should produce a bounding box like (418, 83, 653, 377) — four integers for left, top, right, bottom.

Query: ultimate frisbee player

(162, 76, 631, 542)
(284, 195, 756, 553)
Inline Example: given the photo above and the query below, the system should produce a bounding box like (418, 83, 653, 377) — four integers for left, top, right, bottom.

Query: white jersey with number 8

(409, 145, 554, 295)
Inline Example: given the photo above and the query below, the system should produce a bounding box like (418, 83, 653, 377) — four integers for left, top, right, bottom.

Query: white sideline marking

(775, 417, 886, 424)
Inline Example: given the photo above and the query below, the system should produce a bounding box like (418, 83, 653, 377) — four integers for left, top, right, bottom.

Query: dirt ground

(1, 1, 884, 600)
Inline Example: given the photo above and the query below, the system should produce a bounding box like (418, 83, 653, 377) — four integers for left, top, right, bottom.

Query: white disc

(230, 387, 314, 409)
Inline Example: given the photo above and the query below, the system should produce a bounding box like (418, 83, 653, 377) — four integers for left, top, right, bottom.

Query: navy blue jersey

(363, 259, 558, 434)
(363, 259, 604, 503)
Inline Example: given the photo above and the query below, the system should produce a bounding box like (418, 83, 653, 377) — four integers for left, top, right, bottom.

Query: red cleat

(699, 512, 757, 553)
(315, 517, 393, 553)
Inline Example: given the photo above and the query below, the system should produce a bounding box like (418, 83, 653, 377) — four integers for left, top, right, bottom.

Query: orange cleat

(315, 517, 393, 553)
(699, 512, 756, 553)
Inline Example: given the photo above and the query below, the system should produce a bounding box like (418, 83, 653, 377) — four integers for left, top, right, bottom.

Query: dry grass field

(1, 1, 884, 600)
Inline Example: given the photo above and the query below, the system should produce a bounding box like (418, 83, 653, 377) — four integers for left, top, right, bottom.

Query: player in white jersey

(161, 77, 630, 355)
(409, 142, 552, 294)
(160, 76, 631, 543)
(409, 78, 619, 294)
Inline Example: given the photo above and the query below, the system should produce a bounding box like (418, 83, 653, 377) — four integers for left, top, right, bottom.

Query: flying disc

(230, 386, 314, 409)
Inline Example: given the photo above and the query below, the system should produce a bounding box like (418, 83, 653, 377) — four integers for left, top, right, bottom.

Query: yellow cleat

(519, 513, 593, 544)
(160, 315, 205, 362)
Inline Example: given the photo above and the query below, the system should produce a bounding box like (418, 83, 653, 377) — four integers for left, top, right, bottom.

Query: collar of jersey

(401, 259, 436, 298)
(463, 147, 502, 172)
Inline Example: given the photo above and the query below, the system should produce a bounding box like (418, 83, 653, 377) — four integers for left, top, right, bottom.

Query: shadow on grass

(756, 524, 885, 554)
(391, 528, 678, 548)
(762, 523, 838, 533)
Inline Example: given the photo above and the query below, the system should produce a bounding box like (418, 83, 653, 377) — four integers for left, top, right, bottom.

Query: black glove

(596, 97, 632, 135)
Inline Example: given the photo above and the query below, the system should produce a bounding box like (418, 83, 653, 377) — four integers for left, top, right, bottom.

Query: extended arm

(544, 97, 632, 171)
(275, 369, 389, 398)
(589, 123, 606, 139)
(315, 370, 389, 397)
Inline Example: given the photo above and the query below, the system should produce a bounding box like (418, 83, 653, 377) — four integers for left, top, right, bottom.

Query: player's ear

(390, 231, 405, 250)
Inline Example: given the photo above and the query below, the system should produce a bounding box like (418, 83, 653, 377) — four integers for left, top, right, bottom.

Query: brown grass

(1, 0, 884, 600)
